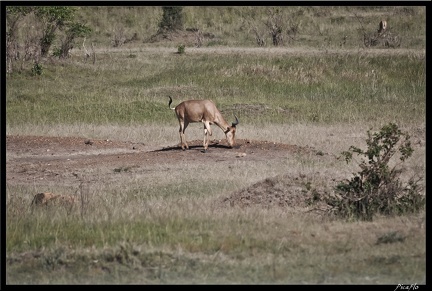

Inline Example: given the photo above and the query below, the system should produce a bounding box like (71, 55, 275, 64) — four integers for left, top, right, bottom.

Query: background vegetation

(5, 5, 426, 284)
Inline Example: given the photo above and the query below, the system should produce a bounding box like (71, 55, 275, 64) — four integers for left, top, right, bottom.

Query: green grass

(6, 6, 426, 127)
(7, 196, 426, 284)
(6, 50, 425, 127)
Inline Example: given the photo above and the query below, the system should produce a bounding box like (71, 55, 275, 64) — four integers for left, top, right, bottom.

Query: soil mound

(221, 174, 318, 209)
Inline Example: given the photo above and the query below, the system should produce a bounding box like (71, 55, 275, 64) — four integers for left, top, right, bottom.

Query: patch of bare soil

(221, 175, 315, 209)
(6, 135, 329, 208)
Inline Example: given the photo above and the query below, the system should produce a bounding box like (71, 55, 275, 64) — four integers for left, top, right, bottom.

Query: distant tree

(34, 6, 76, 57)
(6, 6, 92, 73)
(59, 22, 92, 59)
(158, 7, 184, 32)
(6, 6, 34, 72)
(6, 7, 34, 41)
(265, 8, 284, 46)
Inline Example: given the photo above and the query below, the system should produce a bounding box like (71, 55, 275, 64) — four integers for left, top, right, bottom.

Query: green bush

(326, 123, 424, 221)
(31, 62, 43, 76)
(52, 46, 62, 57)
(177, 44, 185, 54)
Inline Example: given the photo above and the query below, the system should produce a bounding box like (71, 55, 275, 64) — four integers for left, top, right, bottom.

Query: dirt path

(6, 135, 320, 187)
(98, 46, 425, 58)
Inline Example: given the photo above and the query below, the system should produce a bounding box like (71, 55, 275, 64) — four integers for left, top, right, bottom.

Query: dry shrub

(31, 192, 78, 215)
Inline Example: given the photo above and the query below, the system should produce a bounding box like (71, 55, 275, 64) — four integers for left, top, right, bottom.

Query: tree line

(6, 6, 93, 73)
(5, 6, 185, 74)
(6, 6, 298, 74)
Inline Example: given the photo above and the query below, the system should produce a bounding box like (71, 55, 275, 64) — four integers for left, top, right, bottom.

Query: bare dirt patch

(6, 135, 328, 208)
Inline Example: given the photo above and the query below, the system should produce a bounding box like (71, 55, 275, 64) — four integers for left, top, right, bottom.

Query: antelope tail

(168, 96, 176, 110)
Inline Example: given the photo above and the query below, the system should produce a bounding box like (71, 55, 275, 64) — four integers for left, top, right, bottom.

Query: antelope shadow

(153, 143, 238, 152)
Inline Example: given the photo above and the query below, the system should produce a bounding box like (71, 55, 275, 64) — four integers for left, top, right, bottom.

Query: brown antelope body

(168, 96, 239, 152)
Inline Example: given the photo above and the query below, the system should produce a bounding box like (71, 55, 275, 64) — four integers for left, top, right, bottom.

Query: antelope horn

(232, 115, 239, 127)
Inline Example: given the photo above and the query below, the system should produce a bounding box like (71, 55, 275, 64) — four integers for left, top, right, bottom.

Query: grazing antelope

(168, 96, 239, 152)
(378, 20, 387, 34)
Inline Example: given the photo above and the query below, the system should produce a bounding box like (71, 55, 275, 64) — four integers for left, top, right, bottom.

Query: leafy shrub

(363, 31, 401, 48)
(52, 46, 62, 57)
(177, 44, 185, 54)
(31, 62, 43, 76)
(325, 123, 424, 221)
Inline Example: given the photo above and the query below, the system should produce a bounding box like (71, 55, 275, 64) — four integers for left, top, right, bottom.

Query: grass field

(5, 6, 426, 284)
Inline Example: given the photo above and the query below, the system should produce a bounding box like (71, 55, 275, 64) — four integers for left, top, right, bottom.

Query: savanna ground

(5, 6, 426, 285)
(6, 134, 321, 208)
(5, 120, 426, 285)
(6, 46, 424, 215)
(5, 89, 426, 285)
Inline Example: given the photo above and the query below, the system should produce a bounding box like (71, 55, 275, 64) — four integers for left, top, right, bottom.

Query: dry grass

(6, 119, 425, 285)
